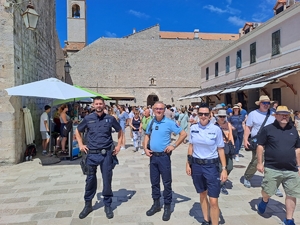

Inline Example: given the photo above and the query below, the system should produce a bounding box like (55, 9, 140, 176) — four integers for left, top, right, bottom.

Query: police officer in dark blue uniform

(144, 101, 187, 221)
(75, 96, 122, 219)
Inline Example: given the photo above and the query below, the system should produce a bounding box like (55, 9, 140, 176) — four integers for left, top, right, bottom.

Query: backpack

(24, 144, 37, 161)
(63, 121, 73, 137)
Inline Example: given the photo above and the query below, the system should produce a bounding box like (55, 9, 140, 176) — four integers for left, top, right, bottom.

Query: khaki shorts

(262, 167, 300, 198)
(41, 131, 50, 140)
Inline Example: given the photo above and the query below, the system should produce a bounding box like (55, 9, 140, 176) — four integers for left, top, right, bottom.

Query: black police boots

(79, 201, 93, 219)
(146, 199, 161, 216)
(162, 204, 171, 221)
(104, 206, 114, 219)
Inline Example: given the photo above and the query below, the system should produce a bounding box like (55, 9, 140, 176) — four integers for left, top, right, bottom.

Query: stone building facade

(68, 25, 235, 106)
(0, 0, 64, 164)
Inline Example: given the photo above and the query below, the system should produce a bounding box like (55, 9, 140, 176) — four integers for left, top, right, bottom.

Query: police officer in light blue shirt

(144, 101, 187, 222)
(186, 104, 227, 225)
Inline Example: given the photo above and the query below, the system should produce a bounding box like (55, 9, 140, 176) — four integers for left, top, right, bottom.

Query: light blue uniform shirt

(189, 121, 224, 159)
(145, 116, 182, 152)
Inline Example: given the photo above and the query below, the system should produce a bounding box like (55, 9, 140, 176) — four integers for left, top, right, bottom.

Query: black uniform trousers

(84, 150, 113, 206)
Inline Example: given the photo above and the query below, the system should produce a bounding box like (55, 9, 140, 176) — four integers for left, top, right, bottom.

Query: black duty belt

(88, 148, 111, 155)
(151, 151, 171, 157)
(192, 157, 218, 165)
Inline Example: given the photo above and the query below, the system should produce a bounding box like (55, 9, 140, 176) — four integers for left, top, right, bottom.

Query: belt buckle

(101, 149, 107, 155)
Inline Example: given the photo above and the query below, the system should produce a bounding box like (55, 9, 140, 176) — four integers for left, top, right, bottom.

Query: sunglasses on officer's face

(261, 102, 270, 105)
(219, 116, 226, 118)
(198, 113, 210, 117)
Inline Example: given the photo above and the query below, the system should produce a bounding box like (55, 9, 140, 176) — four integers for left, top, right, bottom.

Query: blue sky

(56, 0, 277, 47)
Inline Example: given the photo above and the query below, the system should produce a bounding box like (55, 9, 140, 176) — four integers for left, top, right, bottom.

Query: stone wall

(0, 0, 64, 164)
(68, 36, 233, 106)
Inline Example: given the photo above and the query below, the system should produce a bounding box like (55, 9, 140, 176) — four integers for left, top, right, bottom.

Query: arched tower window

(72, 4, 80, 18)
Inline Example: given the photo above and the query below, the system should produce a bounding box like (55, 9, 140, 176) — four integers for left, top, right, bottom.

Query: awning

(206, 90, 222, 96)
(239, 68, 300, 91)
(220, 87, 242, 94)
(239, 81, 271, 91)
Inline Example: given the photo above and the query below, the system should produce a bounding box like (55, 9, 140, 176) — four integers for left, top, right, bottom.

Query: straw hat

(255, 95, 274, 105)
(216, 110, 227, 116)
(274, 106, 290, 115)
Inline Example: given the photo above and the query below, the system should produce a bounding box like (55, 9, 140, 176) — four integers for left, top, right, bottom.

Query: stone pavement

(0, 131, 299, 225)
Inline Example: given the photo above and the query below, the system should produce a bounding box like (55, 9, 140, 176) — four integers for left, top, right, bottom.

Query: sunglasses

(155, 108, 164, 111)
(219, 116, 226, 118)
(198, 113, 210, 117)
(261, 102, 270, 105)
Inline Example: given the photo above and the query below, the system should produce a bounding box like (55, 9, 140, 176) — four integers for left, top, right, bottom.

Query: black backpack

(63, 121, 73, 137)
(24, 144, 37, 161)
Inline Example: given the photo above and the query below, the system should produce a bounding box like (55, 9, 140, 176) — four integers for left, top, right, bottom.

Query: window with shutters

(225, 56, 230, 73)
(206, 67, 209, 80)
(236, 50, 242, 69)
(215, 62, 218, 77)
(250, 42, 256, 64)
(272, 30, 280, 56)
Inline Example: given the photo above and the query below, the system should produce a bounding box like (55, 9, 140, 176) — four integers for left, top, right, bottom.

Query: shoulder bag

(245, 109, 270, 151)
(146, 119, 155, 150)
(220, 127, 235, 156)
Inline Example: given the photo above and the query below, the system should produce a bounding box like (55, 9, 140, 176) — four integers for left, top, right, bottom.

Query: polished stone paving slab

(0, 131, 298, 225)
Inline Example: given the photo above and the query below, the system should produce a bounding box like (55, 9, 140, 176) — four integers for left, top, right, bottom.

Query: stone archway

(147, 94, 159, 106)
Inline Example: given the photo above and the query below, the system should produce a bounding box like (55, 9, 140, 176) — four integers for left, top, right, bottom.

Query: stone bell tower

(65, 0, 87, 54)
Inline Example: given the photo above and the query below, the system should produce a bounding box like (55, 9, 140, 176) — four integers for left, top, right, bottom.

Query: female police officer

(186, 104, 227, 225)
(75, 96, 122, 219)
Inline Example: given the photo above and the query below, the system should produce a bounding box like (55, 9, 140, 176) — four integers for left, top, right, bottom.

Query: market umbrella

(53, 97, 93, 106)
(5, 78, 96, 152)
(5, 78, 96, 100)
(74, 85, 111, 100)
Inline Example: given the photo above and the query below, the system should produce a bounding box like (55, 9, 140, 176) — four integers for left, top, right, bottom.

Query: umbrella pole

(49, 99, 53, 154)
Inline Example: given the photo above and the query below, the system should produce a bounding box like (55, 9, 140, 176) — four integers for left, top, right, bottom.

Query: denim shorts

(262, 167, 300, 198)
(191, 162, 220, 198)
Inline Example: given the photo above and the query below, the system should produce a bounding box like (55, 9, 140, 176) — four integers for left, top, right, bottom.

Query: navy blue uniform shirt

(77, 112, 121, 149)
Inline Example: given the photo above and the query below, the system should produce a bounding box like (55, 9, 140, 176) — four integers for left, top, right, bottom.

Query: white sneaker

(120, 147, 126, 151)
(235, 156, 239, 162)
(244, 179, 251, 188)
(131, 139, 133, 142)
(42, 150, 47, 155)
(141, 150, 145, 155)
(275, 188, 283, 197)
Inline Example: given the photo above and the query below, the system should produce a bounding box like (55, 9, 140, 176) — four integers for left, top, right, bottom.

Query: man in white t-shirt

(243, 96, 283, 197)
(189, 109, 199, 125)
(40, 105, 51, 155)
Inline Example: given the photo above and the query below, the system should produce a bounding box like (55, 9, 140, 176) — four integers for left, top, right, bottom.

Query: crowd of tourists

(39, 95, 300, 225)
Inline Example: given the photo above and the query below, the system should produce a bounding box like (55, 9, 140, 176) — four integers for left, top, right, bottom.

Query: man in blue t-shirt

(144, 101, 187, 221)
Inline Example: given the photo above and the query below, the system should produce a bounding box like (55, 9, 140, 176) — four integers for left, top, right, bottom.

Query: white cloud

(203, 5, 227, 13)
(228, 16, 246, 26)
(128, 10, 150, 19)
(252, 0, 276, 22)
(226, 6, 241, 15)
(105, 31, 117, 38)
(203, 5, 240, 15)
